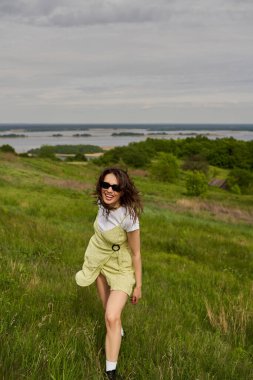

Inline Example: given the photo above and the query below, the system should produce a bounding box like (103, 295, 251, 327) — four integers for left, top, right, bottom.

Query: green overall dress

(75, 216, 136, 296)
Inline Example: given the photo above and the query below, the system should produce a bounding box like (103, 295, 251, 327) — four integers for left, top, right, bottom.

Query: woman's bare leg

(105, 290, 128, 362)
(96, 274, 110, 310)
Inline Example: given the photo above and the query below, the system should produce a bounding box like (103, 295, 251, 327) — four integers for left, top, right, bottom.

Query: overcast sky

(0, 0, 252, 124)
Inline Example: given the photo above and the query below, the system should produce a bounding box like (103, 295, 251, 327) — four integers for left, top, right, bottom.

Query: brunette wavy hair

(95, 167, 143, 220)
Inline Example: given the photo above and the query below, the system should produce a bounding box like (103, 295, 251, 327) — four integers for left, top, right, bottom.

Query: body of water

(0, 124, 252, 153)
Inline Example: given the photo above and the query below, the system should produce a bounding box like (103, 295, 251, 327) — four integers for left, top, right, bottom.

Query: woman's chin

(106, 202, 117, 208)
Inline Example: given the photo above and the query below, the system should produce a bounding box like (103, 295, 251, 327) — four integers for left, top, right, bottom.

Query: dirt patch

(0, 152, 19, 162)
(129, 169, 148, 177)
(176, 198, 253, 224)
(102, 146, 114, 151)
(85, 152, 104, 158)
(44, 177, 93, 191)
(0, 174, 14, 183)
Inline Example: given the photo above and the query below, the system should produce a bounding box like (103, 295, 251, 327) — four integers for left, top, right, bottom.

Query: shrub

(0, 144, 16, 154)
(227, 168, 253, 194)
(121, 146, 151, 168)
(95, 144, 152, 168)
(229, 184, 241, 195)
(18, 153, 30, 157)
(149, 152, 179, 182)
(182, 154, 209, 175)
(38, 145, 55, 159)
(186, 171, 208, 196)
(66, 153, 87, 162)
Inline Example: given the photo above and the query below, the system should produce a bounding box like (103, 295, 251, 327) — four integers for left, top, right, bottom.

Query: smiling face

(101, 173, 122, 208)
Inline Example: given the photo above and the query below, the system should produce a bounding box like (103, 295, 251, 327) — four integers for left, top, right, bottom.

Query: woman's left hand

(131, 286, 142, 305)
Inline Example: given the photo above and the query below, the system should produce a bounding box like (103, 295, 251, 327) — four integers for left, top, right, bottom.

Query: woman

(75, 167, 143, 380)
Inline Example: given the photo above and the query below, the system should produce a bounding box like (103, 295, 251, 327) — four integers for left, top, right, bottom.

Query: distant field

(0, 152, 253, 379)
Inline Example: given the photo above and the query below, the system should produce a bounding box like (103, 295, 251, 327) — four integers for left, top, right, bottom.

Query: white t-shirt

(97, 205, 139, 232)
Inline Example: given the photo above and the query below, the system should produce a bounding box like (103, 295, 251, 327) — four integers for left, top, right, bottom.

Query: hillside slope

(0, 152, 253, 380)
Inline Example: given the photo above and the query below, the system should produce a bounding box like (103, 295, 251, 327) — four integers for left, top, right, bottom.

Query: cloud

(1, 0, 252, 28)
(0, 0, 59, 19)
(0, 0, 166, 27)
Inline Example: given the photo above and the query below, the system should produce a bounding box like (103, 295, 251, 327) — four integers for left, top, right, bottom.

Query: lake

(0, 125, 252, 153)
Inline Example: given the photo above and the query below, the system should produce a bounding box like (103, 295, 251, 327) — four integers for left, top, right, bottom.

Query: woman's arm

(127, 229, 142, 304)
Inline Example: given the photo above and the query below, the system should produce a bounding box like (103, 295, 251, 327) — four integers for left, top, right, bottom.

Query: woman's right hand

(131, 286, 142, 305)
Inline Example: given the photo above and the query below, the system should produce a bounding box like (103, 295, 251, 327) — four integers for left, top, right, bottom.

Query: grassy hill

(0, 152, 253, 380)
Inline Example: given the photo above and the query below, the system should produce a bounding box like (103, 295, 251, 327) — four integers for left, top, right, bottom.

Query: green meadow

(0, 151, 253, 380)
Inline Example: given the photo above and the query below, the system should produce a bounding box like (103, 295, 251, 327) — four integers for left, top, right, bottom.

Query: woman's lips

(104, 192, 114, 201)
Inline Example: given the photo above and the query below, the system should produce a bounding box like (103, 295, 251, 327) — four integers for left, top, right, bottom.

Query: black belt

(112, 244, 120, 252)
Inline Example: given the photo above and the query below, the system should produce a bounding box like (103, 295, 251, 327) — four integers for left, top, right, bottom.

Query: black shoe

(106, 369, 116, 379)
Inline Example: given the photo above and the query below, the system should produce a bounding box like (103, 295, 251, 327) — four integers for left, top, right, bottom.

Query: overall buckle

(112, 244, 120, 252)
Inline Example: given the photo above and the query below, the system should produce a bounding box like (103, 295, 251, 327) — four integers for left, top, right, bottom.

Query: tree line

(96, 136, 253, 170)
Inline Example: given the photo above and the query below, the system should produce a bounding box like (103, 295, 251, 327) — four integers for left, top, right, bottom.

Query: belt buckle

(112, 244, 120, 252)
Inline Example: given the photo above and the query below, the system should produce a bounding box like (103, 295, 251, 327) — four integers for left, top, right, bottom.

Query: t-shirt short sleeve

(122, 213, 139, 232)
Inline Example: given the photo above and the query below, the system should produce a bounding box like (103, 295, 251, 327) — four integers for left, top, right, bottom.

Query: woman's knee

(105, 311, 121, 328)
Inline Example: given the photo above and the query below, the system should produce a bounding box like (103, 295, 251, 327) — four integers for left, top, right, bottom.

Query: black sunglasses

(101, 181, 121, 192)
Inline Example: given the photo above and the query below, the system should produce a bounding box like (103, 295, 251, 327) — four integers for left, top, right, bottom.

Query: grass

(0, 151, 253, 379)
